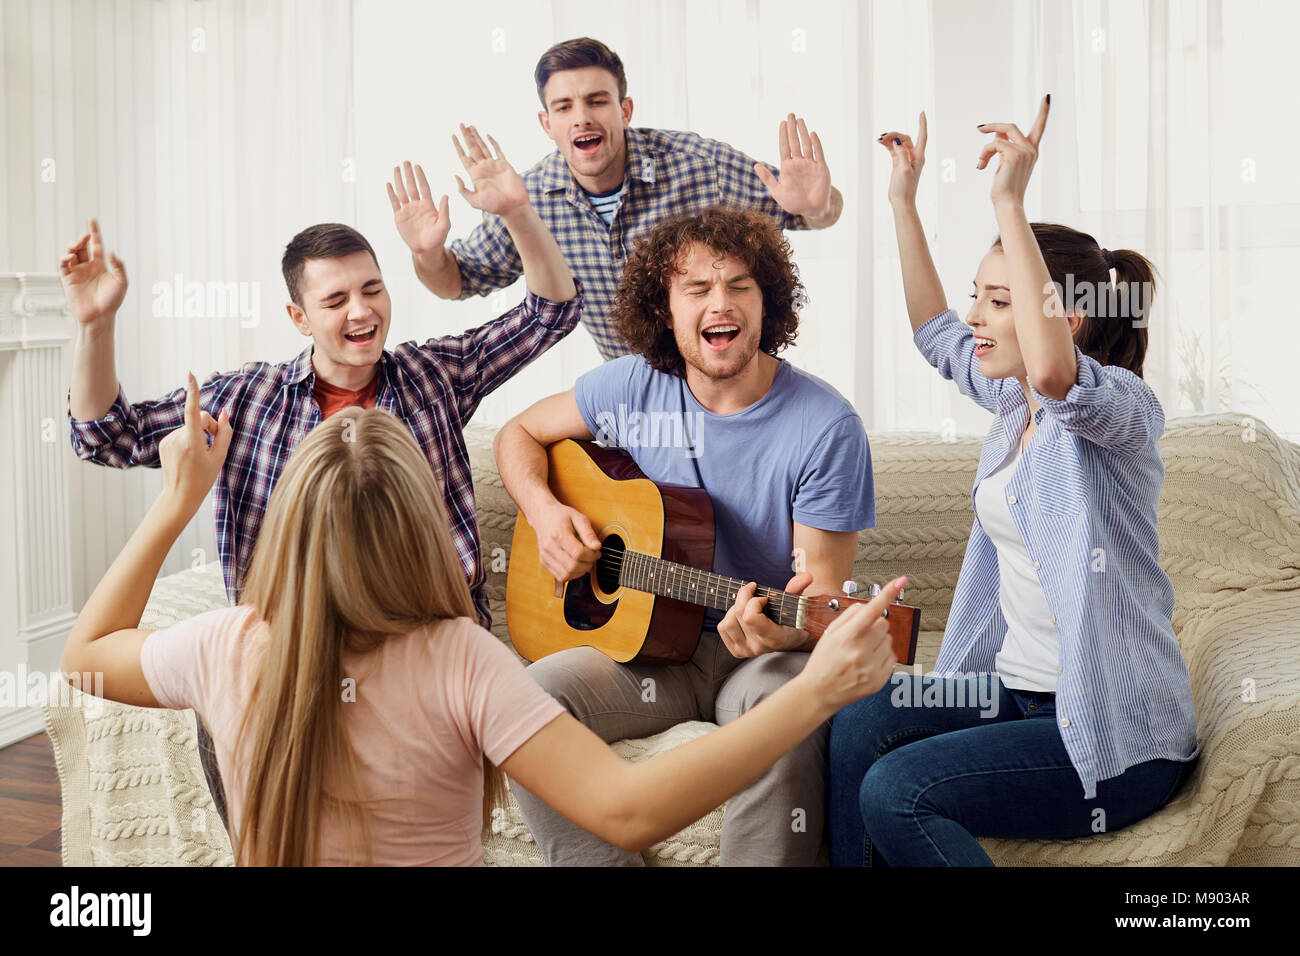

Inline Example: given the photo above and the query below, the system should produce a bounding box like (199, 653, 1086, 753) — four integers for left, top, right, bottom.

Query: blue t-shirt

(574, 355, 875, 630)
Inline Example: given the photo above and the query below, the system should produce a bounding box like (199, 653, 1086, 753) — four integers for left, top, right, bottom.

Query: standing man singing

(390, 36, 844, 360)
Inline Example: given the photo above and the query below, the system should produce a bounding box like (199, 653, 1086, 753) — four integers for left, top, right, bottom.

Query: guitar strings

(595, 547, 802, 622)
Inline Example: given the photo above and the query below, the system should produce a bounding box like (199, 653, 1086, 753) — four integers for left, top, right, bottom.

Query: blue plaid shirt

(449, 127, 811, 360)
(67, 288, 583, 627)
(915, 310, 1199, 799)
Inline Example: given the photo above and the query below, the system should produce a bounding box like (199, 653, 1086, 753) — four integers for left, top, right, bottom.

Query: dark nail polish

(977, 123, 986, 128)
(894, 137, 901, 145)
(1046, 93, 1051, 104)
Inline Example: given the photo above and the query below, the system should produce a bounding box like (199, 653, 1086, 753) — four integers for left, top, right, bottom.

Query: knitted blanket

(46, 414, 1300, 865)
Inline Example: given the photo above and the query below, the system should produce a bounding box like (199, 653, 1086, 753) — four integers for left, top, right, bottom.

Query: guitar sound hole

(595, 534, 625, 594)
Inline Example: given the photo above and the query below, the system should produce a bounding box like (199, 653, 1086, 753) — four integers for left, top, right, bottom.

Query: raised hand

(388, 161, 451, 256)
(976, 95, 1051, 208)
(878, 111, 928, 208)
(59, 219, 128, 327)
(158, 371, 232, 515)
(755, 114, 833, 219)
(452, 124, 530, 219)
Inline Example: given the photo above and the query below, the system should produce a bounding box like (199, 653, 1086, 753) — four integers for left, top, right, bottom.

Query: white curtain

(872, 0, 1300, 442)
(1, 0, 355, 601)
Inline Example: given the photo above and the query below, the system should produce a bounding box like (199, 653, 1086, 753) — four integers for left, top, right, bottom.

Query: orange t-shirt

(313, 371, 379, 418)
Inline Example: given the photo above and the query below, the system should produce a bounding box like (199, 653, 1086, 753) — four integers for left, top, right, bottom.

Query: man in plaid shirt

(390, 37, 844, 361)
(64, 126, 581, 631)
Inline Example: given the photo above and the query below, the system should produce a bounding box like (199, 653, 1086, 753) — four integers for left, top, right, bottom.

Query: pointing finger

(183, 371, 200, 429)
(1027, 94, 1050, 146)
(864, 576, 908, 622)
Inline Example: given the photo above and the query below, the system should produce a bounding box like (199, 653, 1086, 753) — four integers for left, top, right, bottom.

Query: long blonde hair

(233, 407, 506, 866)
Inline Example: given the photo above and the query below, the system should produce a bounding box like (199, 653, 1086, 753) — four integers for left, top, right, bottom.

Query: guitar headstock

(801, 591, 920, 666)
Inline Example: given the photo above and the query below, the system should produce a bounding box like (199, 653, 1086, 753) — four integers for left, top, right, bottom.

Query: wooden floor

(0, 733, 62, 866)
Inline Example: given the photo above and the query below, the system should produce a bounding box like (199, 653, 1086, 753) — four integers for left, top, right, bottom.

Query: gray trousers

(510, 629, 829, 866)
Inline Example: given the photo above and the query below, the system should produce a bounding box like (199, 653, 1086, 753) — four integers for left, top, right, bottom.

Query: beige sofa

(44, 413, 1300, 865)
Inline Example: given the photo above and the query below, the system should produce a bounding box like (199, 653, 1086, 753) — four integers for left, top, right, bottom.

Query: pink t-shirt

(140, 605, 564, 866)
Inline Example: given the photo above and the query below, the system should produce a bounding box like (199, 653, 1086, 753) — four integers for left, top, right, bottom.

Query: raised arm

(61, 373, 232, 707)
(502, 576, 904, 852)
(977, 95, 1078, 398)
(63, 219, 128, 420)
(880, 113, 948, 333)
(390, 124, 574, 304)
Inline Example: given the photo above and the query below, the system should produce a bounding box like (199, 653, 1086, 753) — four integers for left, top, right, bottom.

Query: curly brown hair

(612, 207, 807, 377)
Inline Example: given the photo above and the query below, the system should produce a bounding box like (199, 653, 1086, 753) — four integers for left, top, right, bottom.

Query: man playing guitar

(494, 206, 874, 865)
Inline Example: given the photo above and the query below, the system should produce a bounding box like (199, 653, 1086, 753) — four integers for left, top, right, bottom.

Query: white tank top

(973, 438, 1061, 692)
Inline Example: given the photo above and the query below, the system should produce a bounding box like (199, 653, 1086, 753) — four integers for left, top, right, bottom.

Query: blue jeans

(827, 674, 1194, 866)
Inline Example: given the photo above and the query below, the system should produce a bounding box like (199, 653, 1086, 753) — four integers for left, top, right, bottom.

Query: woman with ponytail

(62, 374, 903, 866)
(826, 97, 1198, 866)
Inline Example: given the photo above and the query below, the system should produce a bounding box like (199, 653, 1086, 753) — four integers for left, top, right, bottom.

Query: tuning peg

(842, 580, 858, 596)
(868, 583, 881, 598)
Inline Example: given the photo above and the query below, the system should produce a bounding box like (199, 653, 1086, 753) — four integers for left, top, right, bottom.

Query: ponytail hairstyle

(993, 223, 1159, 377)
(233, 407, 507, 866)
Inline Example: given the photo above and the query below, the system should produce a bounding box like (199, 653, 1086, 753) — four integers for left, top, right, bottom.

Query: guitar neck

(612, 549, 806, 630)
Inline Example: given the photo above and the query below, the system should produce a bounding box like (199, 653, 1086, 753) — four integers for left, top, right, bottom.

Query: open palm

(453, 124, 529, 218)
(755, 114, 832, 218)
(389, 161, 450, 256)
(59, 219, 128, 326)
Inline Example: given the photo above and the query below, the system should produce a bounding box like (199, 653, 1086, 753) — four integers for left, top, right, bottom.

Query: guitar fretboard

(607, 548, 806, 629)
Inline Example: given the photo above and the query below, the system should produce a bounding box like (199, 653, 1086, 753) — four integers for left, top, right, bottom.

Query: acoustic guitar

(506, 439, 920, 666)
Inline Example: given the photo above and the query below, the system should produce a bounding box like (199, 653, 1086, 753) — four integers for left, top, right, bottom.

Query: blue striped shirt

(915, 310, 1199, 799)
(449, 127, 811, 360)
(585, 184, 624, 226)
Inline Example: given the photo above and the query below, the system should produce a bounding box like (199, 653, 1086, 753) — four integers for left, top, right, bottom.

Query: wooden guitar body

(507, 439, 715, 664)
(506, 439, 921, 667)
